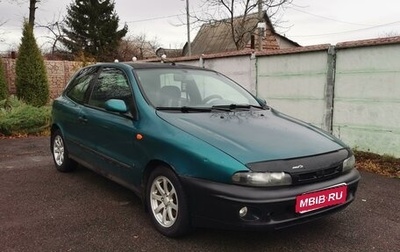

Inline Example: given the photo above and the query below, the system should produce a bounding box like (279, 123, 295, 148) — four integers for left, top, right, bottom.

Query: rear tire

(146, 166, 191, 237)
(51, 129, 77, 172)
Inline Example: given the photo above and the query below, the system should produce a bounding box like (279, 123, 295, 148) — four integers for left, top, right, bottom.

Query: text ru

(300, 192, 344, 207)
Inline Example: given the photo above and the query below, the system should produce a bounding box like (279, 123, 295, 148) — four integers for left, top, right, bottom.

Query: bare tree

(0, 0, 42, 26)
(28, 0, 39, 26)
(118, 34, 160, 61)
(0, 0, 42, 45)
(195, 0, 292, 50)
(37, 15, 67, 56)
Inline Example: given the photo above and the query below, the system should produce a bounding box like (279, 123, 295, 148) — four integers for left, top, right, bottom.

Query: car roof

(93, 62, 208, 71)
(128, 62, 213, 72)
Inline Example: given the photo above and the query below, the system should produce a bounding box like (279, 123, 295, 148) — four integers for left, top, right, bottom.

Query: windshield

(135, 68, 260, 109)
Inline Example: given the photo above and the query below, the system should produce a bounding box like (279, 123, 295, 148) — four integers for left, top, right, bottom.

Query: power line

(125, 13, 186, 24)
(123, 5, 222, 24)
(289, 7, 373, 27)
(290, 20, 400, 38)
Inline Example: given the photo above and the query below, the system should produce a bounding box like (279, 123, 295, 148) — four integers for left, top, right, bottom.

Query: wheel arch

(141, 159, 182, 211)
(50, 123, 61, 136)
(50, 124, 61, 150)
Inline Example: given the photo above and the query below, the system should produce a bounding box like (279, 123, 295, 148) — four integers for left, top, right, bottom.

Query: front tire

(51, 129, 77, 172)
(146, 166, 191, 237)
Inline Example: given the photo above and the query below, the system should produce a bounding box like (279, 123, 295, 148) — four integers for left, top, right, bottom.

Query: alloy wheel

(149, 175, 179, 228)
(53, 135, 64, 166)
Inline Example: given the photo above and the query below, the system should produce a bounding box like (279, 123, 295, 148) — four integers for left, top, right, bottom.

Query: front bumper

(181, 169, 360, 230)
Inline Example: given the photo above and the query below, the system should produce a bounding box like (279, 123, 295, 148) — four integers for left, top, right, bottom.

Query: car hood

(156, 109, 346, 165)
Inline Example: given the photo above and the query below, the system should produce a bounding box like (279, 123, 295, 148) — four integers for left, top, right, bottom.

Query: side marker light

(136, 134, 143, 140)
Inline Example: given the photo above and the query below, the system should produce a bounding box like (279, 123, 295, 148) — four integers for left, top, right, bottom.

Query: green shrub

(0, 96, 51, 136)
(0, 58, 7, 100)
(15, 21, 49, 107)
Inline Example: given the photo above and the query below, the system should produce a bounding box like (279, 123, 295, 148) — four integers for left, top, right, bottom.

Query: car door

(61, 66, 99, 160)
(82, 66, 141, 187)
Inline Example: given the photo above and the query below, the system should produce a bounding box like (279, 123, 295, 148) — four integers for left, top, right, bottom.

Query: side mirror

(104, 99, 128, 113)
(256, 97, 268, 108)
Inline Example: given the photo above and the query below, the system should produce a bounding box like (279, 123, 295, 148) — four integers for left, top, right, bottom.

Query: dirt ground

(355, 151, 400, 178)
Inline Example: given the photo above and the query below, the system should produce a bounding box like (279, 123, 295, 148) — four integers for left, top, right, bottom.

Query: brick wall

(2, 59, 81, 100)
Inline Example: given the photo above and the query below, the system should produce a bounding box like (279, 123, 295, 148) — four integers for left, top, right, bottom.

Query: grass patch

(0, 96, 51, 137)
(354, 150, 400, 178)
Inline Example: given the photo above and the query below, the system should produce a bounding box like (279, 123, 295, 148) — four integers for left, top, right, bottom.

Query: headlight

(232, 172, 292, 187)
(342, 155, 355, 173)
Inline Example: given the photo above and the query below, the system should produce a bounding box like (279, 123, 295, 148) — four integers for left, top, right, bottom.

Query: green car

(51, 62, 360, 237)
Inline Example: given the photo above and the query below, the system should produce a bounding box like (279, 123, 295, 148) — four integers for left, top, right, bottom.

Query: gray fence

(172, 37, 400, 157)
(3, 37, 399, 157)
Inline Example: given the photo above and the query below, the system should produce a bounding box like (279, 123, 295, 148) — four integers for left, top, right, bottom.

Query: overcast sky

(0, 0, 399, 53)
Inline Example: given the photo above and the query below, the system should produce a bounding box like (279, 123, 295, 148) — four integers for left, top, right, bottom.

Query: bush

(0, 96, 51, 136)
(15, 21, 49, 107)
(0, 58, 7, 100)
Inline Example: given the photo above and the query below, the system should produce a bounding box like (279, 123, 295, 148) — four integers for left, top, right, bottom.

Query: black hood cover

(246, 148, 350, 185)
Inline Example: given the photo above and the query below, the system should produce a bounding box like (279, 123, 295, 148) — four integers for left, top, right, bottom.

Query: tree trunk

(29, 0, 38, 27)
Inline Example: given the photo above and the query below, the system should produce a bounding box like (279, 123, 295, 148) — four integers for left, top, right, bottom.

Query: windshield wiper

(156, 104, 267, 113)
(156, 106, 212, 113)
(181, 106, 212, 113)
(211, 104, 265, 111)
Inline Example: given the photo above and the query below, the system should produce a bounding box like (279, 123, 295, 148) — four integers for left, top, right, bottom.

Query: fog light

(239, 207, 248, 217)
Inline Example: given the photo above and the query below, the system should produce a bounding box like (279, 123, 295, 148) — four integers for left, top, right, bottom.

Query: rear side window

(88, 67, 132, 109)
(66, 67, 98, 103)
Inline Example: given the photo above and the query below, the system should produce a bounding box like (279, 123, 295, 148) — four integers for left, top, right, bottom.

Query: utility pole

(186, 0, 191, 56)
(257, 0, 263, 51)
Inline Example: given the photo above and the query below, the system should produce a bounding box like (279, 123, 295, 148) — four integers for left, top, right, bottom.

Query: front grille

(291, 165, 342, 185)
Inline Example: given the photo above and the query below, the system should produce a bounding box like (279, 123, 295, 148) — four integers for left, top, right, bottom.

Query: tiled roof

(187, 11, 299, 56)
(145, 37, 400, 62)
(336, 36, 400, 49)
(257, 44, 331, 56)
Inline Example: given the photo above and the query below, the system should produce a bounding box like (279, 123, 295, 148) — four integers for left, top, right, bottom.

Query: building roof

(155, 48, 183, 58)
(185, 11, 299, 56)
